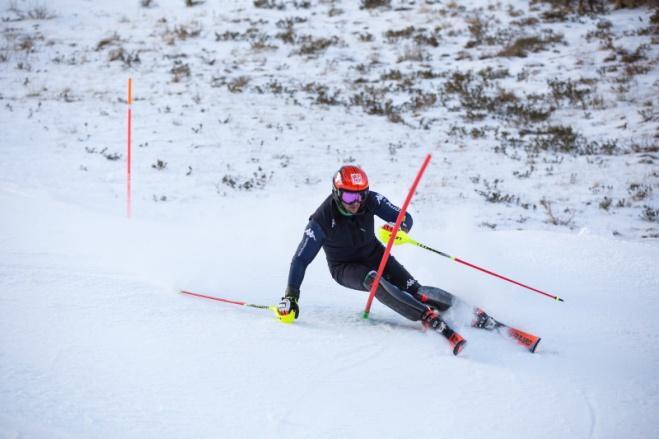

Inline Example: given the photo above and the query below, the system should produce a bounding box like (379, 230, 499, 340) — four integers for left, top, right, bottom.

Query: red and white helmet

(332, 165, 369, 213)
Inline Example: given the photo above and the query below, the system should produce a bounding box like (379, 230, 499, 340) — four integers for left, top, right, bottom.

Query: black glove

(277, 296, 299, 319)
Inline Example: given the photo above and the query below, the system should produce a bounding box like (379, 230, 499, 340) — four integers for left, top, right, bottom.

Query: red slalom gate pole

(126, 78, 132, 218)
(363, 154, 432, 318)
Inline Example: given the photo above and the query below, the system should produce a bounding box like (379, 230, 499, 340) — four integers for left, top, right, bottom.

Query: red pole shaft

(363, 154, 432, 317)
(180, 290, 247, 306)
(454, 257, 563, 301)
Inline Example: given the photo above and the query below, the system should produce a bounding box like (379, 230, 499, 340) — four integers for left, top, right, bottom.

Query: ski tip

(452, 339, 467, 356)
(529, 338, 541, 353)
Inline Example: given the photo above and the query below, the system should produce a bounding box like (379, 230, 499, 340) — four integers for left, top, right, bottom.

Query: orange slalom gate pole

(126, 78, 132, 218)
(363, 154, 432, 318)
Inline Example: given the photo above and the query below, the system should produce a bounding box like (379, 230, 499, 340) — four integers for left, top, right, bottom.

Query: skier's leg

(363, 270, 467, 352)
(330, 262, 428, 321)
(380, 253, 456, 312)
(333, 263, 466, 352)
(415, 286, 455, 312)
(331, 257, 455, 322)
(362, 270, 428, 321)
(364, 248, 421, 294)
(329, 262, 373, 291)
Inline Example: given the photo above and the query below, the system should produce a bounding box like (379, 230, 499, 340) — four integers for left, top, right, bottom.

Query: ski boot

(472, 308, 499, 331)
(422, 308, 467, 356)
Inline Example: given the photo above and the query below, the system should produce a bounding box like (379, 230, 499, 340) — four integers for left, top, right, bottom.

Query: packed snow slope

(2, 184, 659, 439)
(1, 0, 658, 438)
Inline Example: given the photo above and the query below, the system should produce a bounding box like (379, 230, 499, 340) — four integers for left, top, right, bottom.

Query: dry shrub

(96, 34, 121, 51)
(497, 32, 564, 57)
(171, 62, 191, 82)
(540, 198, 575, 227)
(361, 0, 391, 9)
(295, 36, 339, 56)
(227, 76, 250, 93)
(27, 4, 55, 20)
(163, 22, 202, 45)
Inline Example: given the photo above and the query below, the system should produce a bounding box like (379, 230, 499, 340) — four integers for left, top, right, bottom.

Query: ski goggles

(340, 190, 367, 205)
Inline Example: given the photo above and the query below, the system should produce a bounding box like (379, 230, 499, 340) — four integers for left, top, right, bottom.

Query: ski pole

(378, 226, 564, 302)
(179, 290, 296, 323)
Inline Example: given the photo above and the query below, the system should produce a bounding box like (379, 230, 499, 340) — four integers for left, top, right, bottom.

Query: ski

(472, 308, 541, 353)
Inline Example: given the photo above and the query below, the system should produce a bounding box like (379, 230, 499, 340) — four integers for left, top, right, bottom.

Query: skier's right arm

(284, 219, 326, 304)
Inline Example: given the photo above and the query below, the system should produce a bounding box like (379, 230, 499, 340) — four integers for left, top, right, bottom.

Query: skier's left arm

(372, 192, 413, 232)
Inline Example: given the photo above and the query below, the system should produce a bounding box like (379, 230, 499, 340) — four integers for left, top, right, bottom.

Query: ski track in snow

(582, 390, 597, 439)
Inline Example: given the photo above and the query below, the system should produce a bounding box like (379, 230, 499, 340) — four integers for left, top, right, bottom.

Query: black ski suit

(285, 192, 454, 321)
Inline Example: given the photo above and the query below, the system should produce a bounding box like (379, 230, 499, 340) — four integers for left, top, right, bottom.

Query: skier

(276, 165, 469, 353)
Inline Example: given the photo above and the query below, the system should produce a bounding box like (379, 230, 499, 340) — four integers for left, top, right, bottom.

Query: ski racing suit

(285, 191, 454, 321)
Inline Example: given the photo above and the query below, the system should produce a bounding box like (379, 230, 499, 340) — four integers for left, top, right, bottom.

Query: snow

(2, 187, 658, 437)
(1, 0, 658, 438)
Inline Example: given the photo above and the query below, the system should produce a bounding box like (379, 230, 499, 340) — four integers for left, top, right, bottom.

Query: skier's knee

(363, 270, 427, 321)
(415, 285, 455, 312)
